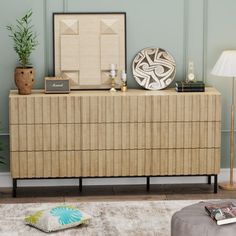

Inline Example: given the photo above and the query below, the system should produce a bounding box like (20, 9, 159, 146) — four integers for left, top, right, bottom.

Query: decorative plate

(132, 48, 176, 90)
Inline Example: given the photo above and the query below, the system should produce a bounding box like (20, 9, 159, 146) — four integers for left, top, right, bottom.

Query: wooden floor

(0, 183, 236, 203)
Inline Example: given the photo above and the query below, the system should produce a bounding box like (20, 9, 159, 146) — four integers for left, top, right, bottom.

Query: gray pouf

(171, 201, 236, 236)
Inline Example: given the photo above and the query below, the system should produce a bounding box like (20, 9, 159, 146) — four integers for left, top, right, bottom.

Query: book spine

(176, 83, 205, 88)
(205, 207, 217, 223)
(175, 85, 204, 89)
(176, 87, 205, 92)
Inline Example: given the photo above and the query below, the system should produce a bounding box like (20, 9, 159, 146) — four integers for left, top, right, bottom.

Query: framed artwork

(53, 12, 127, 89)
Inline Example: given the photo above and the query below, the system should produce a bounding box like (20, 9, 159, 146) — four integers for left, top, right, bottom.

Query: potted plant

(6, 10, 38, 95)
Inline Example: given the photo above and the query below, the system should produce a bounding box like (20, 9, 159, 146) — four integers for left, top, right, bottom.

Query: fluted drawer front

(10, 148, 220, 178)
(10, 121, 221, 152)
(9, 90, 221, 125)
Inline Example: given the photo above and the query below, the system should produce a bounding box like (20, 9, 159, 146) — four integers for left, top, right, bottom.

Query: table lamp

(212, 50, 236, 190)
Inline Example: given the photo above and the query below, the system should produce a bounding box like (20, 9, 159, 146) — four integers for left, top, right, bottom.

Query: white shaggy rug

(0, 200, 201, 236)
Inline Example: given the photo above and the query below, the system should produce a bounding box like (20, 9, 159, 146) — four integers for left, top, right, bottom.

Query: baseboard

(0, 169, 233, 188)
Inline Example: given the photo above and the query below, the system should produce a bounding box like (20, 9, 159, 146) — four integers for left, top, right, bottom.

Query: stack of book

(175, 81, 205, 92)
(205, 201, 236, 225)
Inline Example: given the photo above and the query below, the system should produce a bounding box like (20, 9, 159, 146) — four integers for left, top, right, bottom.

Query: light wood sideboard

(9, 87, 221, 196)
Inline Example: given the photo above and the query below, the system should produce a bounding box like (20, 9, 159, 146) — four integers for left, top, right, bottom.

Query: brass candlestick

(110, 77, 117, 92)
(121, 81, 127, 92)
(121, 70, 127, 92)
(110, 66, 117, 92)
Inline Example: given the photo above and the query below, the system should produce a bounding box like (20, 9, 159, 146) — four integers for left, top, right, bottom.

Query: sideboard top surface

(9, 87, 220, 98)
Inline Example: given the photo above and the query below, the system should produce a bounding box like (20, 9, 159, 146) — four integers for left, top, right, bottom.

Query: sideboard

(9, 88, 221, 196)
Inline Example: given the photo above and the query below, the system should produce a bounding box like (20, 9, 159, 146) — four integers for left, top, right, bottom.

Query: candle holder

(110, 77, 117, 92)
(110, 64, 117, 92)
(121, 81, 127, 92)
(121, 70, 127, 92)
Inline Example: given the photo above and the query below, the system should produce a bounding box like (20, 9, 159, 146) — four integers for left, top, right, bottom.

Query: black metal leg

(146, 177, 150, 192)
(79, 177, 83, 192)
(13, 179, 17, 198)
(214, 175, 218, 194)
(208, 176, 211, 185)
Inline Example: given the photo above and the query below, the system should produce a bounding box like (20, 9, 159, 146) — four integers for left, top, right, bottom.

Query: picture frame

(53, 12, 127, 90)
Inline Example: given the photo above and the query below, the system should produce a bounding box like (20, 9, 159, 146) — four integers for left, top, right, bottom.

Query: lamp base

(219, 182, 236, 190)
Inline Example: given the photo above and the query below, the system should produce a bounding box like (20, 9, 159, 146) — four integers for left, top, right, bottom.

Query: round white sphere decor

(132, 48, 176, 90)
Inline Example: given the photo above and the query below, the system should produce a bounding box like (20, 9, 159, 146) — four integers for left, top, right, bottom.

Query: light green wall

(0, 0, 235, 171)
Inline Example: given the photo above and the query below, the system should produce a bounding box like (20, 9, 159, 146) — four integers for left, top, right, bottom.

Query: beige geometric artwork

(62, 72, 79, 86)
(101, 71, 111, 85)
(61, 35, 80, 71)
(101, 19, 119, 34)
(54, 13, 126, 89)
(60, 19, 79, 35)
(101, 35, 119, 70)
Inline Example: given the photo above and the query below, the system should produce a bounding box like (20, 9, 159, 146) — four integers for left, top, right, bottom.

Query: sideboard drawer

(9, 91, 221, 125)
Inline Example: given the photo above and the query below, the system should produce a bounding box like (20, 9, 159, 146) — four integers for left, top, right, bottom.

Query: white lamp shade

(212, 50, 236, 77)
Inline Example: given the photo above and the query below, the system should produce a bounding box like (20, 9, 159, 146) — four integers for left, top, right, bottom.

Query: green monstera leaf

(25, 210, 44, 225)
(50, 206, 82, 225)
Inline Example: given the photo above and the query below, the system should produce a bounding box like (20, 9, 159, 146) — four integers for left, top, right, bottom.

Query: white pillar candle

(110, 64, 116, 71)
(121, 70, 127, 82)
(111, 70, 116, 78)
